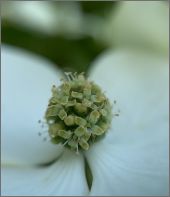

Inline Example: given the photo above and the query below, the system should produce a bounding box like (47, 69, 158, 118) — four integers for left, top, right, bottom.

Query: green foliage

(1, 2, 118, 72)
(2, 22, 107, 72)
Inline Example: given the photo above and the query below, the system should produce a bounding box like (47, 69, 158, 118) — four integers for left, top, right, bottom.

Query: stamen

(71, 91, 83, 99)
(100, 109, 107, 116)
(65, 72, 75, 81)
(79, 138, 89, 150)
(75, 126, 87, 137)
(60, 96, 69, 105)
(64, 115, 75, 126)
(58, 130, 72, 139)
(63, 139, 70, 146)
(82, 99, 92, 107)
(75, 116, 87, 126)
(83, 84, 91, 97)
(74, 103, 87, 114)
(89, 110, 100, 124)
(92, 125, 104, 135)
(58, 109, 67, 120)
(66, 99, 76, 107)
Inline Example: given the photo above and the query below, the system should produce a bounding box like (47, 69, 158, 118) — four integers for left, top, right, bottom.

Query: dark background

(2, 1, 118, 73)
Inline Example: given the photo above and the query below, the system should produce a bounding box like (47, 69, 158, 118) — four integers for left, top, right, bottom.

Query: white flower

(1, 44, 168, 196)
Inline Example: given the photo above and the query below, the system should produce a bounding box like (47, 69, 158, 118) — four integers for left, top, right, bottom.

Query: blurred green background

(1, 1, 168, 72)
(1, 1, 117, 72)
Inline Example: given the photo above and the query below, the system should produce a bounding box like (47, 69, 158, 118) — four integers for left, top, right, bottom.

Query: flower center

(44, 72, 113, 153)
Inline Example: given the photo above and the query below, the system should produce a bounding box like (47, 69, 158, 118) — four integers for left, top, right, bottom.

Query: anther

(92, 125, 104, 135)
(75, 126, 87, 137)
(65, 72, 75, 81)
(58, 109, 67, 120)
(75, 116, 87, 127)
(58, 130, 72, 139)
(79, 139, 89, 150)
(71, 91, 83, 99)
(74, 103, 87, 114)
(64, 115, 75, 126)
(89, 110, 100, 124)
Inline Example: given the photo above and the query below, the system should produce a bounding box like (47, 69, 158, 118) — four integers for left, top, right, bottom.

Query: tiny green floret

(44, 72, 113, 152)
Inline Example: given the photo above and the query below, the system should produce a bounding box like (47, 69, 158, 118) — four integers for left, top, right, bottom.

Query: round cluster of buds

(45, 73, 112, 152)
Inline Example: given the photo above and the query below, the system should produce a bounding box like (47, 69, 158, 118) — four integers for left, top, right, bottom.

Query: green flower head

(44, 73, 113, 153)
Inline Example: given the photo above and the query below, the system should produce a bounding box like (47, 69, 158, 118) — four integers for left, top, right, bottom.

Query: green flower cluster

(45, 73, 112, 152)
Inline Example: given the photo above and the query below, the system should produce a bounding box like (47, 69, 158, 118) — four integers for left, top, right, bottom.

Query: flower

(1, 1, 168, 196)
(1, 43, 168, 196)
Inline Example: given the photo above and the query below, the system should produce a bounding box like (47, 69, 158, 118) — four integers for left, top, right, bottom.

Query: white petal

(86, 130, 168, 196)
(2, 149, 89, 196)
(2, 45, 64, 165)
(2, 1, 57, 35)
(89, 50, 168, 141)
(105, 1, 168, 55)
(87, 50, 168, 195)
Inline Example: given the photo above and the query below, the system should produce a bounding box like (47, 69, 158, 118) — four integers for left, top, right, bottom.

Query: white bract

(1, 44, 168, 196)
(1, 1, 83, 37)
(104, 1, 168, 56)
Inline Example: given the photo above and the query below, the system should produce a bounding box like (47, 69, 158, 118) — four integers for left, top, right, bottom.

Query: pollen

(44, 72, 113, 153)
